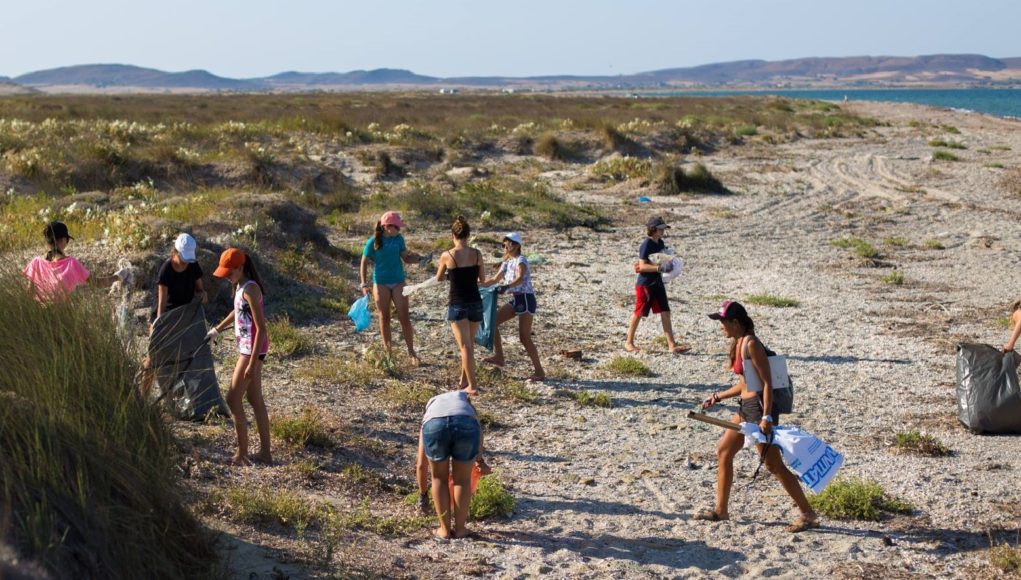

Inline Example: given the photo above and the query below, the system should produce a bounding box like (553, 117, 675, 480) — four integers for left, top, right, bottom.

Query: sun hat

(213, 248, 246, 278)
(380, 211, 407, 229)
(503, 232, 522, 245)
(43, 221, 73, 242)
(708, 300, 748, 321)
(174, 233, 198, 263)
(646, 216, 670, 230)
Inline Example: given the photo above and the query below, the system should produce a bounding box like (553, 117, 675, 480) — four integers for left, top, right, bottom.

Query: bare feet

(693, 509, 728, 521)
(624, 343, 641, 353)
(482, 356, 505, 367)
(251, 451, 273, 465)
(668, 344, 692, 354)
(434, 528, 451, 540)
(409, 353, 421, 366)
(463, 386, 481, 396)
(229, 453, 251, 466)
(526, 374, 546, 382)
(786, 512, 819, 533)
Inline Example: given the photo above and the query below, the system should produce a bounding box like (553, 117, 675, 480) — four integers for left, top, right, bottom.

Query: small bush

(534, 132, 571, 161)
(573, 390, 613, 408)
(599, 124, 635, 152)
(744, 293, 801, 308)
(940, 124, 961, 134)
(590, 156, 651, 182)
(272, 408, 334, 448)
(932, 150, 960, 162)
(267, 315, 313, 357)
(470, 473, 515, 520)
(880, 271, 905, 285)
(653, 161, 727, 195)
(884, 236, 909, 247)
(989, 543, 1021, 575)
(735, 124, 758, 137)
(923, 239, 945, 250)
(831, 237, 879, 259)
(224, 486, 318, 529)
(928, 139, 966, 149)
(809, 478, 914, 521)
(603, 356, 652, 377)
(893, 429, 950, 456)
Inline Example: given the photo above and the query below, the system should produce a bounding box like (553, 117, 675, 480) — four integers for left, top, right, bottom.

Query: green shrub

(744, 294, 800, 308)
(884, 236, 909, 247)
(590, 156, 651, 182)
(880, 271, 905, 285)
(0, 267, 218, 578)
(271, 408, 334, 448)
(224, 486, 318, 529)
(923, 239, 945, 250)
(470, 473, 516, 520)
(893, 429, 950, 456)
(267, 315, 314, 357)
(940, 124, 961, 134)
(735, 124, 758, 137)
(928, 139, 965, 149)
(989, 543, 1021, 575)
(603, 356, 652, 377)
(809, 478, 914, 521)
(831, 237, 879, 259)
(932, 150, 959, 162)
(573, 390, 613, 408)
(653, 161, 727, 195)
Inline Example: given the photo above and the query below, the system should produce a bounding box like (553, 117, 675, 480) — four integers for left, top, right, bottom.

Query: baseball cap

(174, 233, 198, 263)
(646, 216, 670, 230)
(213, 248, 246, 278)
(43, 221, 73, 242)
(380, 211, 407, 229)
(708, 300, 748, 321)
(504, 232, 522, 245)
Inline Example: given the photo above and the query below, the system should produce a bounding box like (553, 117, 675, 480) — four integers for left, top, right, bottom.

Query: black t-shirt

(635, 237, 665, 287)
(157, 260, 203, 311)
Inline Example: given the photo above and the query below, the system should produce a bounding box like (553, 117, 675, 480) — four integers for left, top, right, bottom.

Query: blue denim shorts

(447, 301, 484, 322)
(422, 415, 481, 462)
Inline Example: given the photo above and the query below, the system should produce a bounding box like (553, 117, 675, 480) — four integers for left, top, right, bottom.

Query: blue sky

(2, 0, 1017, 78)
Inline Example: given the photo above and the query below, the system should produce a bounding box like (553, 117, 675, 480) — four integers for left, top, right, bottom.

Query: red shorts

(635, 285, 670, 317)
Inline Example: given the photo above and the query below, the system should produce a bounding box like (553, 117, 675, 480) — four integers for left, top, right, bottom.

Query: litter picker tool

(686, 410, 740, 431)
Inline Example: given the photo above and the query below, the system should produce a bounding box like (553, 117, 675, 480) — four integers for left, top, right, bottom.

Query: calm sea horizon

(645, 88, 1021, 119)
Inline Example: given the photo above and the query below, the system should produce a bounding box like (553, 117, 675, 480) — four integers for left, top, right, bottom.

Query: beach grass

(573, 390, 613, 408)
(880, 271, 905, 285)
(744, 293, 801, 308)
(271, 407, 334, 448)
(831, 237, 880, 259)
(932, 150, 960, 162)
(893, 429, 949, 456)
(603, 356, 652, 377)
(809, 478, 914, 521)
(0, 266, 218, 577)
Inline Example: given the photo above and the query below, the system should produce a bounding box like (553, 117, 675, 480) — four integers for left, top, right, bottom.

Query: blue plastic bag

(475, 286, 501, 351)
(348, 295, 371, 332)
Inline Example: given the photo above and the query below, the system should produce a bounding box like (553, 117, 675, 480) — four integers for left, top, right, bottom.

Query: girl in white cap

(360, 211, 420, 365)
(153, 233, 207, 322)
(482, 232, 545, 381)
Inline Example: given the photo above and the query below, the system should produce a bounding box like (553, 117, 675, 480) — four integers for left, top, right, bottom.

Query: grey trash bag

(956, 343, 1021, 434)
(148, 301, 228, 421)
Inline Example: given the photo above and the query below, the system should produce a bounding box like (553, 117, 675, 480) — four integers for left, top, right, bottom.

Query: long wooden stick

(686, 411, 741, 431)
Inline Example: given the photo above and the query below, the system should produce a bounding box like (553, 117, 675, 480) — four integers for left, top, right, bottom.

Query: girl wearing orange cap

(360, 211, 420, 365)
(208, 248, 272, 466)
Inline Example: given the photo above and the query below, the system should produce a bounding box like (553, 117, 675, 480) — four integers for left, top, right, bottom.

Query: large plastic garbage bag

(956, 343, 1021, 433)
(148, 301, 228, 420)
(475, 286, 501, 351)
(349, 295, 372, 332)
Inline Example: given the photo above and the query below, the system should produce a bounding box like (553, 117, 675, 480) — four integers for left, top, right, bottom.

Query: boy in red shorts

(625, 217, 690, 354)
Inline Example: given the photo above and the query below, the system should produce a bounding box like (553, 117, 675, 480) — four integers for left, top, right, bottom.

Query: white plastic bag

(738, 423, 844, 493)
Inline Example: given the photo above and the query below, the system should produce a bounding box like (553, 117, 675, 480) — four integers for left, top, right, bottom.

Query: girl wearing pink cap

(360, 211, 421, 365)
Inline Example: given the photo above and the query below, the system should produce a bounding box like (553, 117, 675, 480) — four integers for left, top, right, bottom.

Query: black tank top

(447, 249, 482, 305)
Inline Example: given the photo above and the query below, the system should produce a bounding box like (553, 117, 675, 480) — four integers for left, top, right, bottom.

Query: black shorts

(738, 395, 779, 424)
(511, 293, 537, 316)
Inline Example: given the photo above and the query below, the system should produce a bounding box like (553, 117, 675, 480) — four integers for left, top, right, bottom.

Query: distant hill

(0, 80, 35, 95)
(9, 55, 1021, 93)
(15, 64, 260, 90)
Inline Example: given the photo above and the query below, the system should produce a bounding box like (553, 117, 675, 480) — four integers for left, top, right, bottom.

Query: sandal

(786, 514, 819, 533)
(693, 509, 728, 522)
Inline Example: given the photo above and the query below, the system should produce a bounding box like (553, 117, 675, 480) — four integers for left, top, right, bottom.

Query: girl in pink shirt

(23, 221, 127, 301)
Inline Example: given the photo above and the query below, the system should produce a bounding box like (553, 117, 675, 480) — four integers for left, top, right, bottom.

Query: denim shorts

(511, 293, 537, 316)
(422, 415, 481, 462)
(447, 301, 484, 322)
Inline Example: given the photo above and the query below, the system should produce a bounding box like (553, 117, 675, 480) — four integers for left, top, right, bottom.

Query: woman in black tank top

(435, 216, 485, 394)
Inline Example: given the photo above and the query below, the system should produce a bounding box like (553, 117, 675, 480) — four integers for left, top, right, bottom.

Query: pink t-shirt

(23, 256, 91, 301)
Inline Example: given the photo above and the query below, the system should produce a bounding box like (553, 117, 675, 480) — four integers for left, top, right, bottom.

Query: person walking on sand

(624, 217, 690, 354)
(207, 248, 272, 466)
(696, 300, 819, 533)
(23, 221, 129, 301)
(419, 389, 484, 539)
(360, 211, 421, 365)
(481, 232, 545, 381)
(435, 216, 485, 394)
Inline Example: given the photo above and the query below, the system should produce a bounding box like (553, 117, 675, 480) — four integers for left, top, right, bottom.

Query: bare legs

(428, 459, 474, 539)
(227, 354, 271, 466)
(374, 284, 419, 364)
(450, 318, 481, 393)
(484, 305, 544, 379)
(625, 311, 689, 353)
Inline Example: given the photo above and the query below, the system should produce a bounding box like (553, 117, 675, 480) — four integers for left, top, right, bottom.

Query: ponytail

(373, 221, 384, 250)
(234, 253, 267, 297)
(452, 215, 470, 240)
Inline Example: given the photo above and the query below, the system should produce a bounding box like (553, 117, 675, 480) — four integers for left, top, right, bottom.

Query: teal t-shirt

(363, 235, 407, 285)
